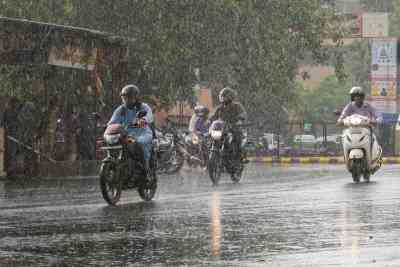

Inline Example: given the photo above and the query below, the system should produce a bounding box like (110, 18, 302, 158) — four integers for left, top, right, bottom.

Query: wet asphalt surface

(0, 164, 400, 267)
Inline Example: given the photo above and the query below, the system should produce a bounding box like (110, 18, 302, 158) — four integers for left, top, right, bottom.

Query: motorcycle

(342, 114, 383, 183)
(208, 120, 248, 185)
(99, 111, 157, 205)
(184, 131, 209, 169)
(155, 125, 185, 174)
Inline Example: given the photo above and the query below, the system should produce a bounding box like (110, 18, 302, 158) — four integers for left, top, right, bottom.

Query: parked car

(292, 134, 317, 155)
(316, 134, 342, 155)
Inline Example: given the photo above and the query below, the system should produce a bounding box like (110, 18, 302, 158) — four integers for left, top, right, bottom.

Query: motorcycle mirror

(333, 109, 342, 117)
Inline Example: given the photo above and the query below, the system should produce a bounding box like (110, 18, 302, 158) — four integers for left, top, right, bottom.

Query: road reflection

(210, 191, 222, 258)
(339, 182, 377, 264)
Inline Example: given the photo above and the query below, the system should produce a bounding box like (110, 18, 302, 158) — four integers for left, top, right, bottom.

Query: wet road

(1, 164, 400, 266)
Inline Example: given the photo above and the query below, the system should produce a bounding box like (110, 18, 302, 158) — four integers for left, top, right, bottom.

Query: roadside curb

(249, 157, 400, 164)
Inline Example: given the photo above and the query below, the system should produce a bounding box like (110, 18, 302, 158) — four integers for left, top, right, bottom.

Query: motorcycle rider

(337, 86, 379, 126)
(188, 105, 210, 135)
(107, 84, 154, 174)
(209, 87, 249, 163)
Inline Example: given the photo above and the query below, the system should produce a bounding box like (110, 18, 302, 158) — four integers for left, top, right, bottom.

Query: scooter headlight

(346, 135, 352, 142)
(350, 117, 362, 125)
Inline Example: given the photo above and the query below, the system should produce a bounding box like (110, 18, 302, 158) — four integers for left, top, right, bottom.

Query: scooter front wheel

(351, 159, 362, 183)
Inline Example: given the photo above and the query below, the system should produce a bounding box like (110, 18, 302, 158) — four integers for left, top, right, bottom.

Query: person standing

(1, 97, 20, 177)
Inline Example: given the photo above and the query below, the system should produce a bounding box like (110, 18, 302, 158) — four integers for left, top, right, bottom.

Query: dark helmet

(349, 86, 365, 101)
(120, 84, 140, 98)
(194, 105, 209, 117)
(218, 87, 237, 104)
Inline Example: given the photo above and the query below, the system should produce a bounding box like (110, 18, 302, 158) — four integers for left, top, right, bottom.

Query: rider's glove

(137, 118, 146, 128)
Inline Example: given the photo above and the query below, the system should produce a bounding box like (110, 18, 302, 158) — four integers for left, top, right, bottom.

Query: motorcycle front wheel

(208, 151, 222, 186)
(99, 162, 122, 205)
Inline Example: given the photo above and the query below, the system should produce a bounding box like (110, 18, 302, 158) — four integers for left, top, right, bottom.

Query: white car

(293, 135, 317, 153)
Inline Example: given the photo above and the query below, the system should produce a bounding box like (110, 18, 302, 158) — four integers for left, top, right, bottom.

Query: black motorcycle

(99, 113, 157, 205)
(208, 120, 248, 185)
(155, 125, 185, 174)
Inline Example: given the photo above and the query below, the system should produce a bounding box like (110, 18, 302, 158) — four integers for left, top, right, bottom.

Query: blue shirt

(108, 103, 153, 136)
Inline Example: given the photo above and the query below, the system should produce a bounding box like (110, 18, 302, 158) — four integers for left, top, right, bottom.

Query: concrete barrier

(249, 156, 400, 165)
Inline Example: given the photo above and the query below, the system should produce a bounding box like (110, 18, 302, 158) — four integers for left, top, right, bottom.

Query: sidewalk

(249, 156, 400, 164)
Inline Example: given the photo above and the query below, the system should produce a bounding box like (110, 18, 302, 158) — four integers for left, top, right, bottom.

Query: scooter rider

(337, 86, 379, 126)
(188, 105, 210, 135)
(108, 84, 154, 174)
(209, 87, 249, 163)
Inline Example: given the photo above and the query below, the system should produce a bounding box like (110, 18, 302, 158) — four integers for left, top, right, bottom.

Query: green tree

(300, 75, 350, 123)
(0, 0, 339, 125)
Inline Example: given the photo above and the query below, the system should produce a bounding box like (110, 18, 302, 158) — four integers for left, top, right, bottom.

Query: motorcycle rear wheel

(208, 151, 222, 186)
(230, 164, 243, 184)
(99, 162, 122, 205)
(138, 156, 158, 201)
(138, 175, 157, 201)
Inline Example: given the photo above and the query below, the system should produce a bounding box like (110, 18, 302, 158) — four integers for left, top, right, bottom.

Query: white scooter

(342, 114, 382, 183)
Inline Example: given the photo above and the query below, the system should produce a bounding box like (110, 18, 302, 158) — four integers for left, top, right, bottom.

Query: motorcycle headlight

(350, 117, 362, 125)
(192, 135, 200, 145)
(211, 130, 223, 140)
(104, 134, 121, 145)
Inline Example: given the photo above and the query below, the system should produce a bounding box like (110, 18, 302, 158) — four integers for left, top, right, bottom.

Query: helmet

(194, 105, 209, 117)
(349, 86, 365, 100)
(120, 84, 140, 98)
(218, 87, 237, 104)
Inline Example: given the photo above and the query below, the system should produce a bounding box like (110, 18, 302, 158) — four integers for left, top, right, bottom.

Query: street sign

(304, 123, 312, 131)
(362, 13, 389, 38)
(371, 38, 397, 67)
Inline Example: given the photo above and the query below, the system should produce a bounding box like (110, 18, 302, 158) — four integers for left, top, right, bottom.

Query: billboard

(371, 80, 397, 99)
(362, 13, 389, 38)
(370, 38, 398, 113)
(371, 38, 397, 66)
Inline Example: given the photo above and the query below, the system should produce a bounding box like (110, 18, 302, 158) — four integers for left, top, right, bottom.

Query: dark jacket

(209, 101, 247, 124)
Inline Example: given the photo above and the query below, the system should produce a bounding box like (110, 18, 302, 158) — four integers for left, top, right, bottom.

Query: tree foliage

(299, 75, 350, 123)
(0, 0, 338, 127)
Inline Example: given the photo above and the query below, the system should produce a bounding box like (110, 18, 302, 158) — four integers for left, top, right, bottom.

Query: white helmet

(349, 86, 364, 96)
(349, 86, 365, 100)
